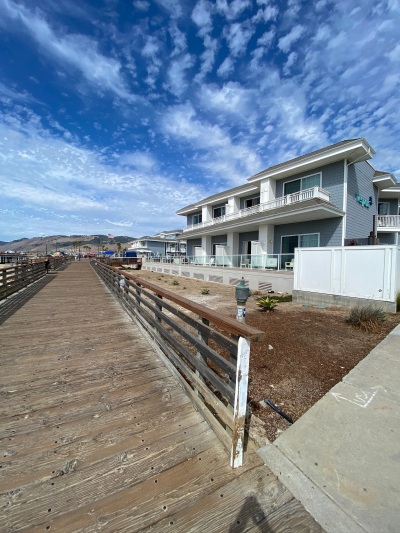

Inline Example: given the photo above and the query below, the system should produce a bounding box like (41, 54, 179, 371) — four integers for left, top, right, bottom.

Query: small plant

(172, 280, 179, 285)
(256, 296, 278, 312)
(157, 277, 162, 280)
(201, 288, 210, 295)
(273, 294, 292, 302)
(346, 305, 387, 332)
(397, 292, 400, 313)
(160, 274, 164, 277)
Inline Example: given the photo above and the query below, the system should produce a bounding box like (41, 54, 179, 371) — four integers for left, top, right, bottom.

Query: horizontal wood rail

(93, 261, 263, 341)
(91, 259, 264, 468)
(0, 256, 72, 301)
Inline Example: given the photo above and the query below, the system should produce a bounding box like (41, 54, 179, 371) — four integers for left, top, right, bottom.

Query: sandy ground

(123, 267, 400, 441)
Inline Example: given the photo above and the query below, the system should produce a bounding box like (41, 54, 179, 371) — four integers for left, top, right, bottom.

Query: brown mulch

(125, 267, 400, 442)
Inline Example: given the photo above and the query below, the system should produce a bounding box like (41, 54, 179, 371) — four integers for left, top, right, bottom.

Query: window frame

(280, 232, 320, 254)
(192, 213, 203, 225)
(244, 196, 261, 209)
(283, 172, 322, 197)
(378, 202, 389, 215)
(213, 205, 226, 219)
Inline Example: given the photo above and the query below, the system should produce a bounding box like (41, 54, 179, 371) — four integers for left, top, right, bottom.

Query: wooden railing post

(2, 270, 6, 299)
(230, 336, 250, 469)
(195, 317, 209, 399)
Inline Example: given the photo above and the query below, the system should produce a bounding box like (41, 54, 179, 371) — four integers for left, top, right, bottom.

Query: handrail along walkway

(0, 256, 71, 301)
(91, 259, 264, 468)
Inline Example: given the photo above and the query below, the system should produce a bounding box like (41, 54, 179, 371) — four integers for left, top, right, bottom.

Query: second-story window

(193, 213, 202, 225)
(213, 206, 226, 218)
(244, 197, 260, 208)
(284, 173, 321, 196)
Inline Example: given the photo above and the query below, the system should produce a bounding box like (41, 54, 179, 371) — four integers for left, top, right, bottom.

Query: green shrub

(171, 280, 179, 285)
(256, 296, 278, 312)
(201, 288, 210, 295)
(397, 292, 400, 313)
(346, 305, 387, 332)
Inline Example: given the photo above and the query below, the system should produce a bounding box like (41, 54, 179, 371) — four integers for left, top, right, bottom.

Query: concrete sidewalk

(258, 323, 400, 533)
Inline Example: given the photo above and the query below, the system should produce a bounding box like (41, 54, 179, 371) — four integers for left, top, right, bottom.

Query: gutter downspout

(342, 159, 348, 246)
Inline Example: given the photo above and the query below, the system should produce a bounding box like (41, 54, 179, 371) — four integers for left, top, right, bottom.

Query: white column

(201, 235, 212, 256)
(226, 196, 240, 215)
(260, 178, 276, 204)
(202, 204, 212, 222)
(226, 232, 239, 255)
(259, 224, 274, 254)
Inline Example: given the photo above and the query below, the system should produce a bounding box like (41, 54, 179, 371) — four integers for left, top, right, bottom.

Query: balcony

(183, 187, 331, 233)
(377, 215, 400, 230)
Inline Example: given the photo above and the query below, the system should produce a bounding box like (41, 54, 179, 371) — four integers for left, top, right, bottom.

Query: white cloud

(167, 54, 196, 95)
(257, 28, 276, 47)
(277, 25, 305, 53)
(217, 56, 235, 77)
(283, 51, 297, 75)
(155, 0, 183, 18)
(120, 152, 157, 171)
(133, 0, 150, 11)
(387, 43, 400, 62)
(0, 0, 135, 102)
(169, 22, 187, 57)
(216, 0, 252, 20)
(192, 0, 214, 34)
(224, 21, 256, 57)
(194, 35, 219, 82)
(162, 102, 262, 183)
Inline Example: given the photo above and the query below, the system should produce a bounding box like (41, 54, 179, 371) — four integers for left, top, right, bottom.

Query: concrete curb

(257, 444, 367, 533)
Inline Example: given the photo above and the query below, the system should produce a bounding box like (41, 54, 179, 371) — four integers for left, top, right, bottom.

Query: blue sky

(0, 0, 399, 241)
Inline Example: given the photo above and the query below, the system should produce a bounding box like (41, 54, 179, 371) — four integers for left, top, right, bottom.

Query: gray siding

(275, 161, 344, 209)
(273, 219, 343, 254)
(377, 232, 397, 245)
(147, 241, 165, 255)
(346, 161, 378, 240)
(211, 234, 227, 244)
(186, 238, 201, 256)
(239, 231, 259, 253)
(240, 193, 260, 209)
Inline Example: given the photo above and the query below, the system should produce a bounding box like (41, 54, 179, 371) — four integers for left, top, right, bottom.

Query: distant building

(129, 230, 186, 258)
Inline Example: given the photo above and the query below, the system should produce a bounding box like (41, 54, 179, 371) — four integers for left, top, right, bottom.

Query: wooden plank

(246, 498, 325, 533)
(119, 293, 235, 404)
(126, 303, 233, 451)
(131, 465, 293, 533)
(94, 262, 265, 341)
(22, 446, 263, 533)
(1, 422, 215, 531)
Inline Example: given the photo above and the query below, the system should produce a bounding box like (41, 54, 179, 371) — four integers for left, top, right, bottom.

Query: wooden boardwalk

(0, 261, 323, 532)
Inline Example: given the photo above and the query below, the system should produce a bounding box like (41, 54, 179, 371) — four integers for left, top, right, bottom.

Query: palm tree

(116, 242, 122, 256)
(77, 240, 82, 253)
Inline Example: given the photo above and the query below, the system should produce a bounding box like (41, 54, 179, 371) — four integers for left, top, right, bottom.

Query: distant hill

(0, 235, 137, 254)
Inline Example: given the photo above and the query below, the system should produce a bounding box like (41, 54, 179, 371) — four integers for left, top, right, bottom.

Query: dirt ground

(125, 267, 400, 442)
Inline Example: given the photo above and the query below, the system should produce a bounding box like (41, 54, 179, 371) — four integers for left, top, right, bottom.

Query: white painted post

(230, 336, 250, 469)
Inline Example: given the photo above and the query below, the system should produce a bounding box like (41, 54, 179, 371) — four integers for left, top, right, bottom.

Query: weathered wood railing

(91, 259, 264, 468)
(0, 256, 71, 300)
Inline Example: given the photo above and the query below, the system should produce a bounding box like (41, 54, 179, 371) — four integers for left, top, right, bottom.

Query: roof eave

(247, 138, 375, 183)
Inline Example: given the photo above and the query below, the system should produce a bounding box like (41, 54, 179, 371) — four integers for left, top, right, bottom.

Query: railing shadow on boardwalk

(0, 272, 57, 325)
(227, 495, 266, 532)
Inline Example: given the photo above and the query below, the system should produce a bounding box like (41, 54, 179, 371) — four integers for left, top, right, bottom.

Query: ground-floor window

(281, 233, 319, 254)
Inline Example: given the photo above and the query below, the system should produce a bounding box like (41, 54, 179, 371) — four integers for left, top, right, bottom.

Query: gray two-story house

(177, 139, 399, 269)
(129, 230, 186, 258)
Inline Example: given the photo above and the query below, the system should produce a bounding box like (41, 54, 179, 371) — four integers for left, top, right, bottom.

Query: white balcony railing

(377, 215, 400, 228)
(183, 186, 331, 233)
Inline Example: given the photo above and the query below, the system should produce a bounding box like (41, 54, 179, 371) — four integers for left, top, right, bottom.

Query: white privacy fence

(293, 245, 400, 311)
